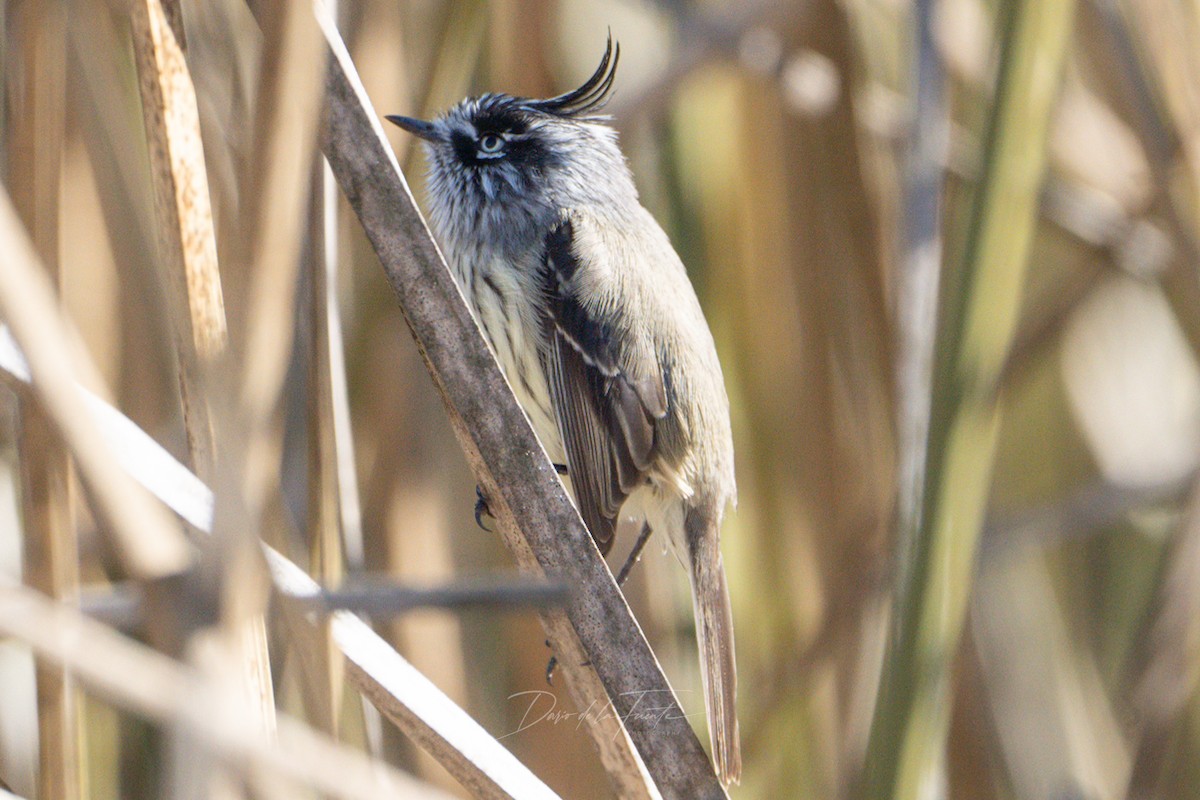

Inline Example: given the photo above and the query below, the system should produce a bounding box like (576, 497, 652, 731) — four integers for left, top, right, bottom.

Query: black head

(387, 35, 633, 254)
(385, 34, 620, 172)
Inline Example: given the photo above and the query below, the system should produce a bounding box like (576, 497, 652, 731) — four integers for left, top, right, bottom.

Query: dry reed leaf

(0, 192, 190, 580)
(0, 331, 561, 799)
(0, 583, 465, 800)
(130, 0, 226, 479)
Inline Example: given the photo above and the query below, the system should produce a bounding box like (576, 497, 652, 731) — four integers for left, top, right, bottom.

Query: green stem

(862, 0, 1079, 797)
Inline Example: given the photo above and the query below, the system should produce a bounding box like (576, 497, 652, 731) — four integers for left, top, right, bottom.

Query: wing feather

(540, 216, 666, 554)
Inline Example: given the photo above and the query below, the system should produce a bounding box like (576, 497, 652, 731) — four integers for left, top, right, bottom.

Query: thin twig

(302, 148, 348, 735)
(268, 550, 562, 800)
(83, 577, 570, 626)
(296, 578, 571, 615)
(1077, 0, 1200, 360)
(982, 474, 1192, 561)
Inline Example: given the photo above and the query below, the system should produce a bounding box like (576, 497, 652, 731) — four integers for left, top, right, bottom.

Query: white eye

(478, 133, 504, 154)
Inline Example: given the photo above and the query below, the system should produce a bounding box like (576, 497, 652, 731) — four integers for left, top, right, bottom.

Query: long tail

(686, 508, 741, 786)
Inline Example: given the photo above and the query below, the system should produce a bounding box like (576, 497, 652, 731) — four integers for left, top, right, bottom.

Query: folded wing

(539, 216, 667, 554)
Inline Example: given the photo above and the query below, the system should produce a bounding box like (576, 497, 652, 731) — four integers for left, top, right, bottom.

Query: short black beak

(385, 115, 441, 143)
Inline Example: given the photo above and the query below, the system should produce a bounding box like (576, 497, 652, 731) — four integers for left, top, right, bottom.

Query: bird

(387, 36, 741, 785)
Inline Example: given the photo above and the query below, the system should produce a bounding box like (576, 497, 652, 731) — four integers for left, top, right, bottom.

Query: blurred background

(2, 0, 1200, 798)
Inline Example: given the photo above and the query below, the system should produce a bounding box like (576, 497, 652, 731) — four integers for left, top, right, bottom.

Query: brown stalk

(236, 0, 326, 429)
(68, 0, 159, 281)
(213, 0, 326, 746)
(5, 2, 82, 797)
(128, 0, 226, 481)
(128, 0, 280, 754)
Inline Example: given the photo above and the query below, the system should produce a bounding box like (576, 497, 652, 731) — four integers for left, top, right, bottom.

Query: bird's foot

(474, 486, 496, 532)
(614, 523, 654, 587)
(545, 640, 590, 685)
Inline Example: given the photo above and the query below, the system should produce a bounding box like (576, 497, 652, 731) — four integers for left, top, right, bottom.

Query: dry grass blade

(303, 155, 348, 734)
(206, 0, 325, 749)
(269, 551, 561, 800)
(68, 0, 159, 279)
(0, 334, 563, 799)
(236, 0, 326, 427)
(0, 189, 190, 580)
(5, 2, 83, 797)
(129, 0, 226, 480)
(308, 2, 723, 796)
(129, 0, 281, 749)
(0, 583, 461, 800)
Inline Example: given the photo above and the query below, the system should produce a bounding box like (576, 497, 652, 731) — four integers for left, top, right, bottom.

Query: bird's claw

(474, 486, 495, 532)
(544, 640, 589, 685)
(544, 639, 557, 684)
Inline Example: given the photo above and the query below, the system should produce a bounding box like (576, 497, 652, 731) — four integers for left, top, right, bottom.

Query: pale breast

(452, 254, 566, 467)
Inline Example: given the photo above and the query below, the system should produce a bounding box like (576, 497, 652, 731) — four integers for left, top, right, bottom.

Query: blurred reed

(7, 3, 80, 798)
(2, 0, 1200, 799)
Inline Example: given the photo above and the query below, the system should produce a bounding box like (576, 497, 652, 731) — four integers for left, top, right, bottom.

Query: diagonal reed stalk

(862, 0, 1078, 797)
(0, 319, 563, 799)
(0, 191, 192, 580)
(0, 583, 463, 800)
(301, 2, 724, 796)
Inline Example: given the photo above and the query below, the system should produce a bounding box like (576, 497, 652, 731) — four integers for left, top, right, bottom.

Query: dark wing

(539, 218, 667, 555)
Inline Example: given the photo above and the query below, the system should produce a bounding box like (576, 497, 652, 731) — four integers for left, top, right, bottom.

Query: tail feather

(687, 513, 741, 786)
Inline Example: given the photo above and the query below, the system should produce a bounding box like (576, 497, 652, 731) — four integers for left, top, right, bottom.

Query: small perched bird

(388, 37, 740, 785)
